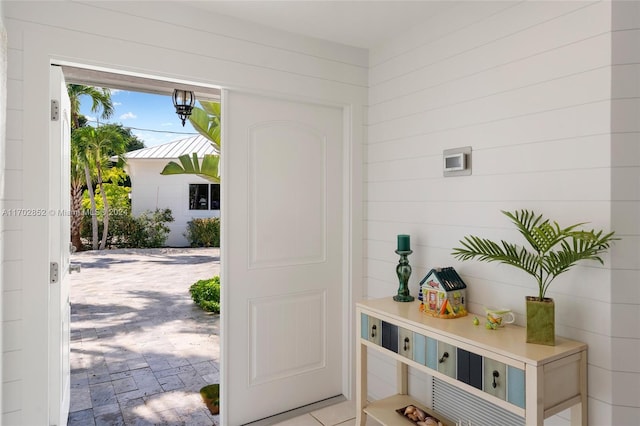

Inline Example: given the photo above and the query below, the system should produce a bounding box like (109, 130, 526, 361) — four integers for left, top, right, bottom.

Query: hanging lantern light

(172, 89, 195, 126)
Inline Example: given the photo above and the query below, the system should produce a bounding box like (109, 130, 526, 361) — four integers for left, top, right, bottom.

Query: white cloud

(113, 102, 122, 106)
(132, 130, 178, 148)
(119, 112, 137, 120)
(160, 122, 173, 127)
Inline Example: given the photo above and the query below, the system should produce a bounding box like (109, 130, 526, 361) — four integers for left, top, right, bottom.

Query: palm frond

(453, 210, 618, 300)
(502, 210, 546, 251)
(452, 236, 539, 277)
(161, 154, 220, 183)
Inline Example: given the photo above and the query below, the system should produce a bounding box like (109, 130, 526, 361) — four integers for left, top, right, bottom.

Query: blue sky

(79, 89, 200, 148)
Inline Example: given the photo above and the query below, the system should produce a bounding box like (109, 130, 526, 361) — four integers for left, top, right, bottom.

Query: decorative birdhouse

(419, 267, 468, 318)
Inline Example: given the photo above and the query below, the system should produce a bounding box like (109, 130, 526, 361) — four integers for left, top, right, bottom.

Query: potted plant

(451, 209, 617, 345)
(200, 383, 219, 415)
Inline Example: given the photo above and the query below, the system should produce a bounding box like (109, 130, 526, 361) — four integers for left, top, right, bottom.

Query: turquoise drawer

(413, 333, 427, 365)
(426, 337, 438, 370)
(507, 365, 526, 409)
(360, 313, 368, 340)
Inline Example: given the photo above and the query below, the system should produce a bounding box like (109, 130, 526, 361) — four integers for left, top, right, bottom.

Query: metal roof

(124, 135, 217, 159)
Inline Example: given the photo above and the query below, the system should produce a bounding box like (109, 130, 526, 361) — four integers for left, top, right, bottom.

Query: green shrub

(130, 208, 174, 248)
(81, 212, 133, 249)
(106, 213, 137, 247)
(185, 217, 220, 247)
(189, 276, 221, 313)
(81, 208, 174, 249)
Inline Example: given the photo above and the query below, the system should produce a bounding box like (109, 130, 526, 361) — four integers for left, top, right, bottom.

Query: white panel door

(222, 91, 344, 425)
(49, 65, 71, 426)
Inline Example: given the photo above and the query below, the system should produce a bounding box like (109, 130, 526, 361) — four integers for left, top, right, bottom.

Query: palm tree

(161, 101, 221, 182)
(68, 84, 114, 129)
(70, 142, 87, 251)
(72, 126, 127, 250)
(72, 129, 100, 249)
(68, 84, 114, 250)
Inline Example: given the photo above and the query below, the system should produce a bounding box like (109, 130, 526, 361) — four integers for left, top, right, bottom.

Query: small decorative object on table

(394, 234, 415, 302)
(484, 307, 515, 330)
(418, 267, 467, 318)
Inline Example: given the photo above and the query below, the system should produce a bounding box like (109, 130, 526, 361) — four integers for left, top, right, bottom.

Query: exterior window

(210, 184, 220, 210)
(189, 184, 221, 211)
(189, 184, 209, 210)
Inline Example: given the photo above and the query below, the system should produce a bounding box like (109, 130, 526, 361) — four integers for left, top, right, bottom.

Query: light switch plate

(443, 146, 472, 177)
(444, 152, 465, 171)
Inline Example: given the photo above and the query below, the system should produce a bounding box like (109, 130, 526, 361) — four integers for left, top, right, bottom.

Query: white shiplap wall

(1, 1, 366, 424)
(610, 2, 640, 425)
(0, 0, 7, 419)
(366, 1, 639, 425)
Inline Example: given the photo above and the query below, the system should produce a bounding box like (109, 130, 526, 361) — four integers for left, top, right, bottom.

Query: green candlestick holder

(393, 249, 414, 302)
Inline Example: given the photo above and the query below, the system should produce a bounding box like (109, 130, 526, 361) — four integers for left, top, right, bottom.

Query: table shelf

(364, 394, 455, 426)
(356, 298, 587, 426)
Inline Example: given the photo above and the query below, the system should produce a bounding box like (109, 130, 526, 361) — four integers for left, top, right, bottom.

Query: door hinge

(50, 262, 59, 284)
(51, 99, 59, 121)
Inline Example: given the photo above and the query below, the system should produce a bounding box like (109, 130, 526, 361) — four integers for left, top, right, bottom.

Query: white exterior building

(123, 135, 219, 247)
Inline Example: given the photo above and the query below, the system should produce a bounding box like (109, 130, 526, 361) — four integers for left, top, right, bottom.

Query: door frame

(48, 65, 72, 426)
(33, 59, 359, 424)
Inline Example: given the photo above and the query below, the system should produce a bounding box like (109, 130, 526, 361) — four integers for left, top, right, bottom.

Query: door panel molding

(249, 289, 327, 386)
(248, 120, 327, 269)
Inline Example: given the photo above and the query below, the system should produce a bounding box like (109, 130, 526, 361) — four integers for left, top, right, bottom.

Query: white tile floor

(272, 401, 382, 426)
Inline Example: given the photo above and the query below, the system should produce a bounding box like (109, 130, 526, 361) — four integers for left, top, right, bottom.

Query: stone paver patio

(67, 248, 220, 426)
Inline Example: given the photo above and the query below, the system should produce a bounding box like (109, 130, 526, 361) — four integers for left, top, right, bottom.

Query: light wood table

(356, 298, 587, 426)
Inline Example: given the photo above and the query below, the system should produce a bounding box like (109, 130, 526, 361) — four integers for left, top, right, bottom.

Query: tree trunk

(84, 164, 99, 250)
(70, 182, 84, 251)
(98, 169, 109, 250)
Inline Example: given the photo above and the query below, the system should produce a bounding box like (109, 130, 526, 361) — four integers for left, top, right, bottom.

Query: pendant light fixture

(172, 89, 195, 126)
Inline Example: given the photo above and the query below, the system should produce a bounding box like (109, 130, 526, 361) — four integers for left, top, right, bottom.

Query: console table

(356, 298, 587, 426)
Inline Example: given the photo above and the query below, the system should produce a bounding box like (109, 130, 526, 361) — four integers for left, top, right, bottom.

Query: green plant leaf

(453, 209, 618, 300)
(160, 161, 186, 175)
(176, 154, 195, 173)
(199, 100, 220, 117)
(200, 154, 220, 183)
(189, 102, 220, 149)
(161, 154, 219, 183)
(191, 153, 201, 174)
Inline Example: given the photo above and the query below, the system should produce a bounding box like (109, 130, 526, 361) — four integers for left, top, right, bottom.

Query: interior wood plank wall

(365, 2, 639, 424)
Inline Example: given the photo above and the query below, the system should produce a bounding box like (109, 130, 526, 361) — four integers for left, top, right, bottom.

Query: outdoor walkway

(67, 248, 221, 426)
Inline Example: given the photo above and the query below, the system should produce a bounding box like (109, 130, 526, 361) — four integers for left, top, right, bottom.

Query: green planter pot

(526, 297, 555, 346)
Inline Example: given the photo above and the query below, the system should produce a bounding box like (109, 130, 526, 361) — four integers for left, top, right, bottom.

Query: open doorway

(60, 65, 223, 425)
(52, 63, 350, 426)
